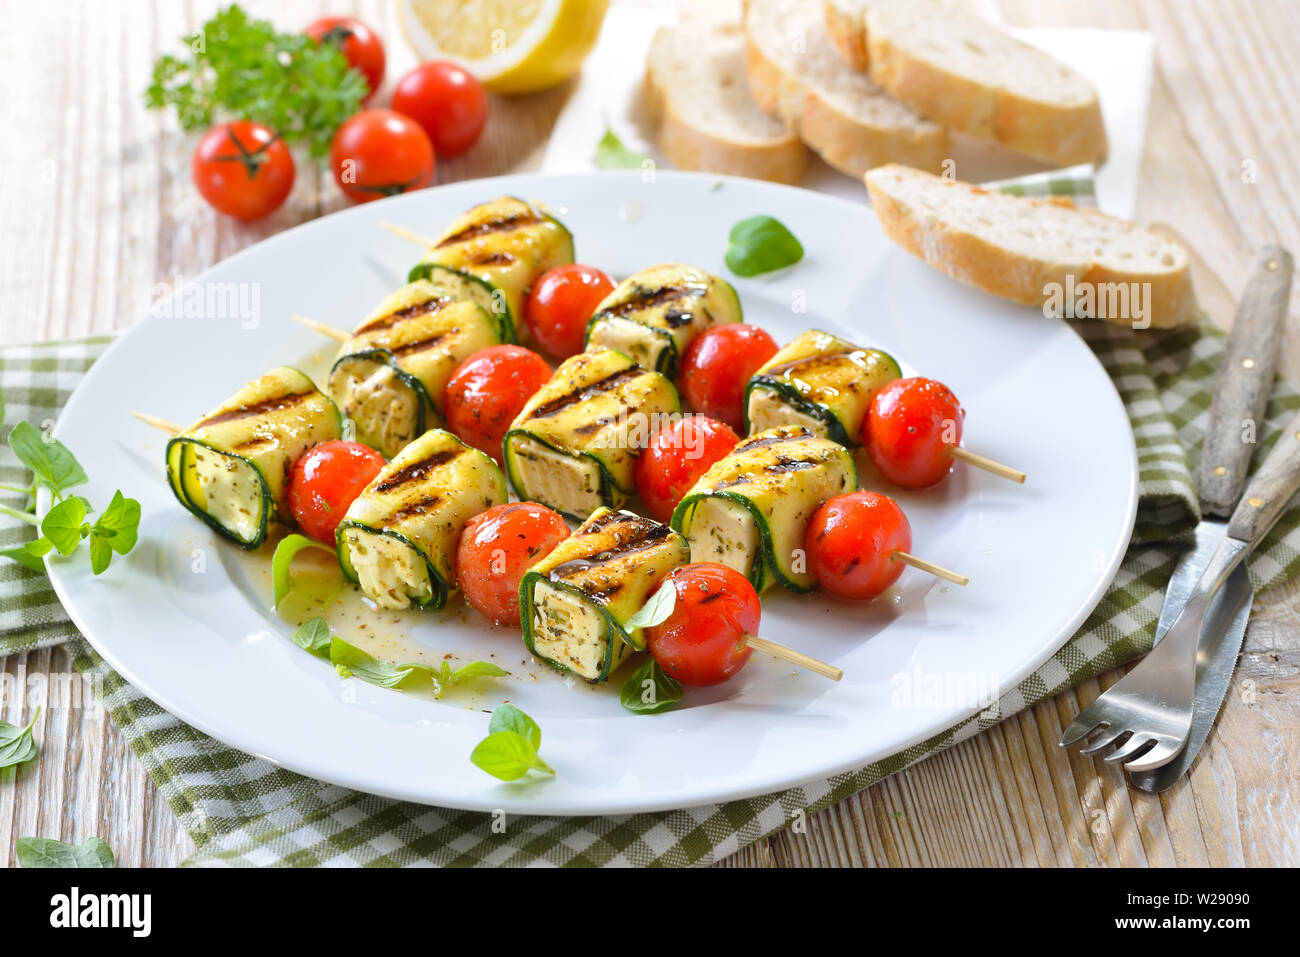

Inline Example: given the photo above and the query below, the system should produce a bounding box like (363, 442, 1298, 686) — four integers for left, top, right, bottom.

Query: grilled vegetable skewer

(164, 367, 343, 549)
(336, 428, 506, 610)
(584, 263, 742, 377)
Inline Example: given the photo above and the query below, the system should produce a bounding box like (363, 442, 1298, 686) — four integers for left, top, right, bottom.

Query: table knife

(1129, 246, 1293, 791)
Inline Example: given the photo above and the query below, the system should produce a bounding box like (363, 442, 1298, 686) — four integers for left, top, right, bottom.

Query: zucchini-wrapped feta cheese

(408, 196, 574, 343)
(327, 281, 500, 459)
(166, 367, 342, 549)
(520, 507, 689, 682)
(336, 429, 506, 610)
(584, 263, 742, 377)
(744, 329, 900, 445)
(671, 425, 856, 593)
(503, 348, 680, 520)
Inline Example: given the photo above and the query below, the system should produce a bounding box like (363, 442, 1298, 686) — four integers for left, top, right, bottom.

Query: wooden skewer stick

(946, 445, 1026, 485)
(742, 634, 843, 681)
(130, 411, 182, 435)
(379, 221, 436, 247)
(292, 313, 349, 343)
(891, 551, 969, 586)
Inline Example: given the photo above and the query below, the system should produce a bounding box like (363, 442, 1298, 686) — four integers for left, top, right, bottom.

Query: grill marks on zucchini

(525, 367, 646, 420)
(520, 507, 690, 682)
(584, 264, 743, 377)
(745, 329, 901, 446)
(671, 425, 857, 593)
(411, 196, 575, 344)
(328, 281, 501, 459)
(336, 429, 506, 610)
(166, 367, 342, 549)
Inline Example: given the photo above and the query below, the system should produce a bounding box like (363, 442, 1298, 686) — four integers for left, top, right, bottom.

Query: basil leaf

(0, 707, 40, 769)
(488, 703, 542, 750)
(15, 836, 115, 868)
(329, 637, 421, 688)
(91, 490, 141, 556)
(8, 420, 87, 494)
(291, 617, 333, 657)
(272, 533, 335, 607)
(620, 659, 684, 715)
(40, 497, 87, 556)
(0, 543, 47, 572)
(724, 215, 804, 277)
(88, 536, 112, 575)
(469, 731, 554, 782)
(594, 128, 651, 170)
(624, 579, 677, 630)
(450, 661, 508, 683)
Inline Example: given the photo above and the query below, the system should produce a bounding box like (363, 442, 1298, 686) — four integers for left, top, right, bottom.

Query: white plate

(47, 171, 1137, 815)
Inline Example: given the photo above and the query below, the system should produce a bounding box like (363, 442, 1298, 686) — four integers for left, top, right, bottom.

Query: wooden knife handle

(1227, 408, 1300, 548)
(1199, 246, 1293, 516)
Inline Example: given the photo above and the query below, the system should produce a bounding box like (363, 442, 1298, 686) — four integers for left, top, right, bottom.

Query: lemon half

(398, 0, 610, 95)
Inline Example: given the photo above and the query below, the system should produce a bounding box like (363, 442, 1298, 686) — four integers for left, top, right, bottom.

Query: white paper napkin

(540, 9, 1154, 218)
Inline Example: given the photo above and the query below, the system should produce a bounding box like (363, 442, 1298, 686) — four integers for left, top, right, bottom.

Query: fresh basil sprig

(724, 215, 804, 277)
(15, 836, 115, 868)
(0, 413, 140, 576)
(595, 128, 651, 170)
(470, 704, 554, 782)
(0, 707, 40, 770)
(328, 634, 506, 697)
(271, 533, 336, 607)
(620, 659, 684, 715)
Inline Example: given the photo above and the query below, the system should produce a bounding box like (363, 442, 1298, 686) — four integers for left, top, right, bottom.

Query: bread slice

(864, 165, 1196, 329)
(646, 1, 807, 185)
(824, 0, 1107, 167)
(743, 0, 947, 178)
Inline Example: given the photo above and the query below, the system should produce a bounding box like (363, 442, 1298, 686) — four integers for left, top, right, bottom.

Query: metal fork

(1059, 534, 1248, 772)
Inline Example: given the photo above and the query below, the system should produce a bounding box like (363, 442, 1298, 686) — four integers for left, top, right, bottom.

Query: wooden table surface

(1, 0, 1297, 868)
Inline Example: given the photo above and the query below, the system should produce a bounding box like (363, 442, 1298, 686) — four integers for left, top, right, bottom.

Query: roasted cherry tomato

(191, 121, 295, 221)
(287, 440, 387, 544)
(524, 264, 616, 358)
(330, 109, 435, 203)
(805, 491, 912, 599)
(305, 16, 386, 101)
(864, 377, 966, 488)
(456, 502, 570, 626)
(679, 324, 779, 430)
(444, 345, 552, 464)
(391, 61, 488, 157)
(633, 416, 739, 522)
(644, 563, 759, 686)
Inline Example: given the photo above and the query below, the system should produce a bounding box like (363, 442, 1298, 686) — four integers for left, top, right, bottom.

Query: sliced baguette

(743, 0, 948, 177)
(864, 165, 1196, 329)
(646, 1, 807, 185)
(825, 0, 1107, 166)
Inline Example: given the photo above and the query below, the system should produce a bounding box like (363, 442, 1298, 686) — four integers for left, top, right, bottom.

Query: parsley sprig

(145, 4, 368, 158)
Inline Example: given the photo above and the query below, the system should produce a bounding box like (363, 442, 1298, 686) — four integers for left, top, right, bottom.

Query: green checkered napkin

(4, 180, 1300, 867)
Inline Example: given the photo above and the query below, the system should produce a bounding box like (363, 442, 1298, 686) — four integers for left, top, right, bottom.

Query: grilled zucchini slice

(584, 263, 742, 377)
(744, 329, 901, 445)
(671, 425, 856, 593)
(520, 507, 689, 682)
(336, 429, 506, 611)
(503, 348, 680, 520)
(327, 281, 500, 459)
(408, 196, 574, 343)
(166, 367, 342, 549)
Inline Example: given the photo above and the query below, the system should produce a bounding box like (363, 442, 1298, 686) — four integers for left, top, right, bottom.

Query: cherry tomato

(524, 264, 616, 358)
(456, 502, 570, 626)
(287, 441, 387, 544)
(805, 491, 912, 599)
(633, 416, 739, 522)
(330, 109, 435, 204)
(864, 377, 966, 488)
(191, 121, 294, 221)
(644, 563, 759, 686)
(679, 325, 779, 430)
(444, 346, 552, 464)
(391, 61, 489, 157)
(305, 16, 386, 101)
